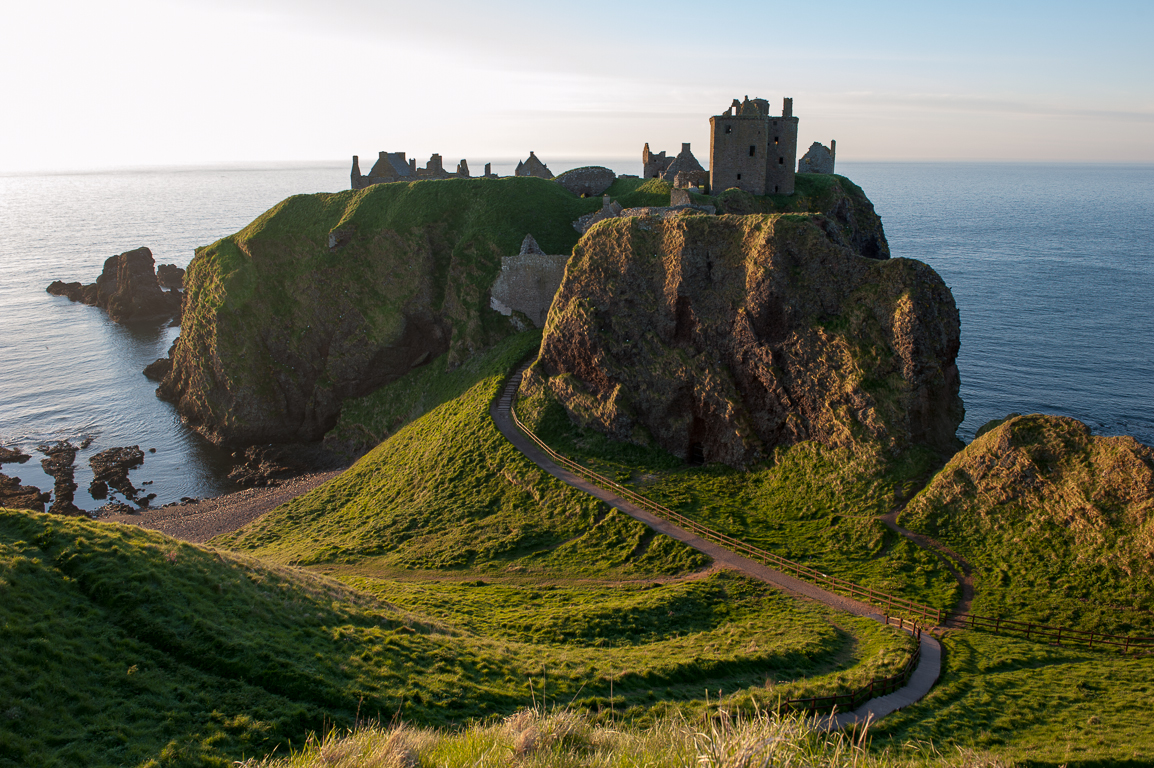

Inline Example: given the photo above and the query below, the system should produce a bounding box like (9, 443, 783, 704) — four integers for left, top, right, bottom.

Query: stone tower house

(708, 96, 799, 196)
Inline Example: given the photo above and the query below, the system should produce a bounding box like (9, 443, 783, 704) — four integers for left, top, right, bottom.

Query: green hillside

(216, 332, 708, 576)
(0, 509, 912, 768)
(899, 413, 1154, 634)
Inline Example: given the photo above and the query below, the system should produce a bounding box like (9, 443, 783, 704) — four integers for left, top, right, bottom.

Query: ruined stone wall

(489, 235, 569, 328)
(798, 141, 835, 174)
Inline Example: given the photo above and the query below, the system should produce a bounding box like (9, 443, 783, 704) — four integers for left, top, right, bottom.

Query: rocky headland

(522, 212, 962, 468)
(47, 246, 183, 323)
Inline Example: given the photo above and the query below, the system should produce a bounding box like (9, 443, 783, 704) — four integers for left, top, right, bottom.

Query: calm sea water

(0, 161, 1150, 510)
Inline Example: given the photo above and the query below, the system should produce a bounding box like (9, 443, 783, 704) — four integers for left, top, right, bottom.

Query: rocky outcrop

(555, 166, 616, 197)
(573, 196, 625, 235)
(39, 442, 81, 515)
(156, 263, 185, 289)
(523, 213, 963, 468)
(713, 175, 889, 261)
(0, 446, 30, 465)
(0, 474, 49, 512)
(88, 446, 145, 501)
(47, 247, 182, 323)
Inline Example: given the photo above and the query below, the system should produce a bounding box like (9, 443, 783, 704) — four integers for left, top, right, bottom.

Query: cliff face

(523, 213, 963, 467)
(158, 177, 601, 446)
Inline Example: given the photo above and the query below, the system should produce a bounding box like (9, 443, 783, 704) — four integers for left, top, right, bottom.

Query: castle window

(749, 145, 756, 157)
(725, 125, 732, 134)
(736, 174, 742, 180)
(774, 136, 779, 144)
(779, 157, 784, 165)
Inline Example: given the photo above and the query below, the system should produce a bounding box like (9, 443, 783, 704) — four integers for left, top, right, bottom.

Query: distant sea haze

(0, 161, 1150, 510)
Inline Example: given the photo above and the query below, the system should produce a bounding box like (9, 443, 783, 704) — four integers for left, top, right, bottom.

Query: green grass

(514, 382, 959, 612)
(217, 332, 706, 577)
(898, 414, 1154, 635)
(0, 510, 914, 767)
(602, 176, 673, 208)
(871, 630, 1154, 766)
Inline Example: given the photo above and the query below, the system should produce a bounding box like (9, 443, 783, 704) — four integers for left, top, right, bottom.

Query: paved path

(491, 363, 940, 727)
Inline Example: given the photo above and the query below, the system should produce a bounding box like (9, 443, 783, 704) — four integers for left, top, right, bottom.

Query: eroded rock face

(156, 263, 185, 289)
(47, 247, 181, 323)
(524, 213, 963, 467)
(89, 446, 145, 501)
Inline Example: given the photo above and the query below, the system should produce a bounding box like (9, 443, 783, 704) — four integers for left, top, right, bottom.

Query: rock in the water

(46, 247, 181, 323)
(89, 446, 145, 500)
(156, 263, 185, 289)
(0, 446, 31, 466)
(0, 474, 49, 512)
(524, 213, 963, 468)
(39, 442, 81, 515)
(555, 166, 617, 197)
(143, 356, 173, 381)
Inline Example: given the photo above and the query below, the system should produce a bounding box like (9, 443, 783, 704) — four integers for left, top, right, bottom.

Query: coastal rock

(555, 166, 617, 197)
(524, 213, 963, 468)
(0, 446, 31, 465)
(89, 445, 145, 500)
(39, 441, 82, 515)
(226, 443, 345, 487)
(156, 263, 185, 289)
(143, 357, 173, 380)
(0, 474, 49, 512)
(46, 247, 182, 323)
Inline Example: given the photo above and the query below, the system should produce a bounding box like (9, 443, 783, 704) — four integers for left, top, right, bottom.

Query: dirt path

(99, 470, 343, 543)
(879, 510, 975, 617)
(491, 363, 941, 726)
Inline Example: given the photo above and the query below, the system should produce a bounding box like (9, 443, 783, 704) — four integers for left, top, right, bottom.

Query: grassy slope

(899, 414, 1154, 635)
(515, 377, 958, 611)
(217, 332, 706, 576)
(0, 511, 912, 767)
(872, 631, 1154, 766)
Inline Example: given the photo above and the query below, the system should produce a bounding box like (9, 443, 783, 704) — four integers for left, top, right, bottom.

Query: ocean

(0, 161, 1150, 511)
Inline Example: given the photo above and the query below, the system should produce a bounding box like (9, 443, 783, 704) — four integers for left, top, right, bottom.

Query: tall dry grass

(239, 705, 1011, 768)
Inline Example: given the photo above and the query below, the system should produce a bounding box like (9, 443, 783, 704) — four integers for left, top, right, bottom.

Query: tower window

(749, 145, 756, 157)
(778, 157, 784, 165)
(774, 136, 779, 144)
(725, 125, 732, 134)
(736, 174, 742, 180)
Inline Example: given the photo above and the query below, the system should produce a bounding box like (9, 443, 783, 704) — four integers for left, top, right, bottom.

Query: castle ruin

(642, 143, 708, 188)
(708, 96, 799, 196)
(351, 151, 475, 189)
(515, 152, 554, 179)
(798, 141, 836, 174)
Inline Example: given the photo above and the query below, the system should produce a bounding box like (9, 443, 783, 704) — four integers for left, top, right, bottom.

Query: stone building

(798, 141, 836, 174)
(708, 96, 799, 196)
(351, 151, 471, 189)
(514, 152, 554, 179)
(642, 143, 708, 188)
(489, 234, 569, 328)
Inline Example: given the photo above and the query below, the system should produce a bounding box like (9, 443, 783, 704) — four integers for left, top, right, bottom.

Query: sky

(1, 0, 1152, 173)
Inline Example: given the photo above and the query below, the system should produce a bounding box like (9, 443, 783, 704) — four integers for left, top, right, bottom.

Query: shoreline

(98, 469, 344, 543)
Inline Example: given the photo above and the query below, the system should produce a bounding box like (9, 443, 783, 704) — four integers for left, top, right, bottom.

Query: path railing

(508, 394, 1154, 656)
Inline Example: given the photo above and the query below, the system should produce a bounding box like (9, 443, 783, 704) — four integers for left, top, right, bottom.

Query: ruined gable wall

(489, 251, 570, 328)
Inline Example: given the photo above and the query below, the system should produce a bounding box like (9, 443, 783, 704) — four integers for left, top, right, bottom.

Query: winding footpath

(490, 363, 941, 729)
